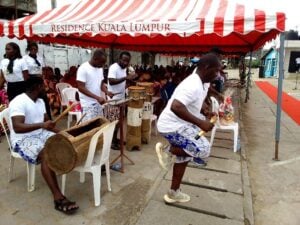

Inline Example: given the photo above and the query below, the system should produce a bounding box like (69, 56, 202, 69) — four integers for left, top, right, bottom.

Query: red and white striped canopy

(0, 0, 285, 53)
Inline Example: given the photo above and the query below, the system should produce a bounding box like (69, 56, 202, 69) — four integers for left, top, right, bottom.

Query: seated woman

(43, 67, 61, 116)
(0, 86, 8, 106)
(60, 66, 78, 88)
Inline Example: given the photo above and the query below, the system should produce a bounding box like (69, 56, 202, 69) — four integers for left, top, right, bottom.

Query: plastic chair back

(210, 96, 220, 115)
(0, 108, 12, 151)
(61, 87, 78, 104)
(0, 107, 36, 191)
(84, 120, 118, 168)
(56, 82, 72, 106)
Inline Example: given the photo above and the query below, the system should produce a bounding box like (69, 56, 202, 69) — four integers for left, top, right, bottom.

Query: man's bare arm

(171, 99, 214, 132)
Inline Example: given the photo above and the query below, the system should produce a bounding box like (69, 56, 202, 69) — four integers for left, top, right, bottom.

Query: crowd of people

(0, 41, 229, 214)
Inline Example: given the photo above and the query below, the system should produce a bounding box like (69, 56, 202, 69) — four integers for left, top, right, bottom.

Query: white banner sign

(33, 21, 200, 35)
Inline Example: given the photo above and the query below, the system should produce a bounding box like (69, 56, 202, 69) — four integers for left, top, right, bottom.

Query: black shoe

(101, 165, 106, 173)
(111, 142, 120, 150)
(116, 139, 126, 145)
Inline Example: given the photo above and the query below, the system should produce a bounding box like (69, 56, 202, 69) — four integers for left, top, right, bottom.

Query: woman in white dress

(0, 42, 29, 101)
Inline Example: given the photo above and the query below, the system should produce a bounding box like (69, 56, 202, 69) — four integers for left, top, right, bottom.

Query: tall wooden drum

(126, 86, 145, 151)
(137, 82, 154, 144)
(44, 117, 108, 174)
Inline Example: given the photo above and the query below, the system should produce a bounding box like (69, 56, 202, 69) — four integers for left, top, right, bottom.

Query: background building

(0, 0, 37, 19)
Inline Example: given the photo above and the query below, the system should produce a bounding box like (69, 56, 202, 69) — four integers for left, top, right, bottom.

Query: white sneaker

(164, 189, 190, 203)
(155, 142, 172, 170)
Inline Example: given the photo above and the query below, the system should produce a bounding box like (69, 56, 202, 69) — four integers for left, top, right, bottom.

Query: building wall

(0, 36, 92, 73)
(264, 49, 277, 77)
(284, 40, 300, 77)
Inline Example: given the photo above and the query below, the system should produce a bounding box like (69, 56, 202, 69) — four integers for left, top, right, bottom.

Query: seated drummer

(9, 76, 79, 214)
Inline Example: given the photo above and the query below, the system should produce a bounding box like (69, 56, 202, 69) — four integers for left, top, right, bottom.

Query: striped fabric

(0, 0, 285, 53)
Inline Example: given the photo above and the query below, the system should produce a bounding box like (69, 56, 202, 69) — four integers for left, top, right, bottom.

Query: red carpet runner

(255, 81, 300, 125)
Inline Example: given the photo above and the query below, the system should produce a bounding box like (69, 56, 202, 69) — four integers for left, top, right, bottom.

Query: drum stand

(110, 99, 134, 173)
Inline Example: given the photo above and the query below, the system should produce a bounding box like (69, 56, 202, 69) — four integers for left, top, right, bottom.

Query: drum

(136, 82, 154, 102)
(126, 86, 145, 151)
(137, 82, 154, 144)
(44, 116, 108, 174)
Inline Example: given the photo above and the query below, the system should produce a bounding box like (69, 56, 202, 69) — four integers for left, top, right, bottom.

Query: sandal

(54, 197, 79, 215)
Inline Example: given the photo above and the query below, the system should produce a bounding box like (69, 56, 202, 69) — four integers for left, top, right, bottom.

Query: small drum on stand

(137, 82, 154, 144)
(44, 116, 108, 174)
(126, 86, 145, 151)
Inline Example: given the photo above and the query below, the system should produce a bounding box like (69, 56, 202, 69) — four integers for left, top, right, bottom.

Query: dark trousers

(7, 81, 26, 102)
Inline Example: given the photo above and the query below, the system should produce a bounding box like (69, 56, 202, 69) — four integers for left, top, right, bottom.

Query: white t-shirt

(23, 54, 45, 75)
(107, 63, 127, 100)
(9, 93, 46, 144)
(296, 57, 300, 64)
(157, 72, 210, 133)
(76, 61, 104, 106)
(0, 58, 28, 82)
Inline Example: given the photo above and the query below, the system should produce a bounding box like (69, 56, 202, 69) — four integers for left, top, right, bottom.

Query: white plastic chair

(56, 82, 72, 112)
(150, 114, 158, 136)
(61, 87, 82, 128)
(61, 120, 118, 206)
(210, 96, 239, 152)
(0, 108, 36, 192)
(149, 103, 158, 136)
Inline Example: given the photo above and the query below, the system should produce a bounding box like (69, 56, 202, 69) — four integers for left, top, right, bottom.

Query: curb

(239, 89, 255, 225)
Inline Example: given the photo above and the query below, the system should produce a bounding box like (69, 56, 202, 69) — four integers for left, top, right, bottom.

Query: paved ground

(0, 69, 299, 225)
(240, 72, 300, 225)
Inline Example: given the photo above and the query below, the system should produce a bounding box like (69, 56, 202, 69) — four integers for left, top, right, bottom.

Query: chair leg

(76, 113, 81, 124)
(92, 168, 101, 206)
(154, 119, 158, 136)
(210, 127, 217, 150)
(27, 163, 35, 192)
(8, 156, 15, 182)
(61, 174, 66, 195)
(105, 162, 111, 192)
(80, 172, 85, 183)
(233, 124, 239, 153)
(67, 114, 71, 129)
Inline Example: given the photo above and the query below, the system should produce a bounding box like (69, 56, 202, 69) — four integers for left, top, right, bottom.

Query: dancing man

(156, 53, 221, 203)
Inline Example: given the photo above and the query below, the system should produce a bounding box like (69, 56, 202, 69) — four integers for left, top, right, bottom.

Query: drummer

(9, 76, 79, 214)
(107, 51, 137, 149)
(77, 49, 113, 122)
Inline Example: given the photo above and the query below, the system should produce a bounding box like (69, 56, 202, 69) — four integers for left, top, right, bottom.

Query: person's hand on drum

(96, 96, 106, 105)
(106, 91, 114, 99)
(126, 73, 138, 81)
(42, 120, 56, 131)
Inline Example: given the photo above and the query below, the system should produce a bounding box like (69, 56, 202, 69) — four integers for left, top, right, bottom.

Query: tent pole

(274, 32, 285, 161)
(245, 51, 253, 103)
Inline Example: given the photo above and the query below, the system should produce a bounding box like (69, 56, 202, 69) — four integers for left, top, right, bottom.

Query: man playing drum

(77, 49, 113, 123)
(10, 76, 79, 214)
(107, 51, 137, 149)
(156, 53, 221, 203)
